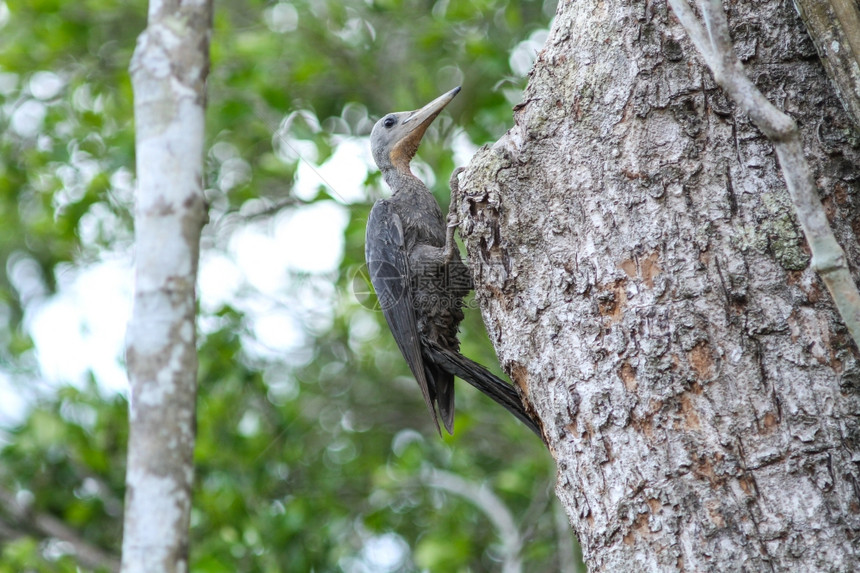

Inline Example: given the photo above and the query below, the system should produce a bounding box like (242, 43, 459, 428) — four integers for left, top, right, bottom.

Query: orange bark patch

(678, 394, 701, 430)
(762, 411, 778, 432)
(509, 362, 529, 396)
(631, 412, 655, 438)
(598, 280, 627, 322)
(738, 474, 755, 495)
(694, 455, 716, 483)
(619, 259, 637, 278)
(619, 361, 637, 391)
(835, 182, 849, 205)
(622, 513, 650, 545)
(822, 195, 837, 220)
(830, 352, 843, 374)
(616, 251, 661, 288)
(693, 452, 727, 486)
(640, 251, 661, 288)
(688, 341, 714, 379)
(805, 279, 822, 303)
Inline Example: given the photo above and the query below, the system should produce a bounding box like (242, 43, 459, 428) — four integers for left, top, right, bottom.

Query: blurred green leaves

(0, 0, 580, 570)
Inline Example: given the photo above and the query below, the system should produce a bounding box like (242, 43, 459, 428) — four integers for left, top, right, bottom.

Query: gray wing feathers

(366, 200, 440, 433)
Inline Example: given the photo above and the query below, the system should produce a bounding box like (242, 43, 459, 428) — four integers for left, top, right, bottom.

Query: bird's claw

(444, 213, 460, 262)
(447, 166, 466, 228)
(444, 166, 467, 263)
(449, 166, 466, 194)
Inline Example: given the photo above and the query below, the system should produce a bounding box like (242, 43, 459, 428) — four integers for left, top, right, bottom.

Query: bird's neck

(382, 166, 431, 198)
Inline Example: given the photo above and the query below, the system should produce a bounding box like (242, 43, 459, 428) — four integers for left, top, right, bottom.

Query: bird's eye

(383, 116, 396, 128)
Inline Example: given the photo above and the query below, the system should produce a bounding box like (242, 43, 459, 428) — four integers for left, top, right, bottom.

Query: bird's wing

(366, 200, 440, 433)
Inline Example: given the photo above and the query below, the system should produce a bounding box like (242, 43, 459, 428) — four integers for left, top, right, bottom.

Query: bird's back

(386, 187, 470, 351)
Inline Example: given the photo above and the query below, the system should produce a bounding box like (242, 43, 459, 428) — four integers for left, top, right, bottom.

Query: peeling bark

(459, 0, 860, 570)
(122, 1, 212, 572)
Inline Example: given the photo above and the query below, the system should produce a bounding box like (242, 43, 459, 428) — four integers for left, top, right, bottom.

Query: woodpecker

(365, 87, 540, 436)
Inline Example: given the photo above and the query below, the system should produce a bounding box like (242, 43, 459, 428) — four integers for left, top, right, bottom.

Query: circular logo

(348, 261, 406, 311)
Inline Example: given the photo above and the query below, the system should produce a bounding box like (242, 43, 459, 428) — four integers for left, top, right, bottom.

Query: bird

(365, 86, 541, 437)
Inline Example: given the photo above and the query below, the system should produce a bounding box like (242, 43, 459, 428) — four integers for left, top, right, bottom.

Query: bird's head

(370, 86, 460, 174)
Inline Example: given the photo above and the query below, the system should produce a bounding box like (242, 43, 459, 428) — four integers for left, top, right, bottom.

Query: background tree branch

(421, 467, 523, 573)
(0, 486, 120, 572)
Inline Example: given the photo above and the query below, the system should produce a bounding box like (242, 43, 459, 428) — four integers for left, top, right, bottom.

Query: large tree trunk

(459, 0, 860, 570)
(122, 1, 212, 571)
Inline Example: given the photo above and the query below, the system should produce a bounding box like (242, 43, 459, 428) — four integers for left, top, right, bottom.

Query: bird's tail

(422, 340, 543, 437)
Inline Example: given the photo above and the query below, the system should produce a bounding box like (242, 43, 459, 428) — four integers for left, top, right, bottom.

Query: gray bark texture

(457, 0, 860, 570)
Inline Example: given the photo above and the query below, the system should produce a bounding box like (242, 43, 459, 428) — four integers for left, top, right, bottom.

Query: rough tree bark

(458, 0, 860, 570)
(122, 1, 212, 571)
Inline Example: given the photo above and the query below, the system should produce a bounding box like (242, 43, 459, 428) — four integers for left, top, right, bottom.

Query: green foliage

(0, 0, 139, 339)
(0, 383, 126, 572)
(0, 0, 581, 570)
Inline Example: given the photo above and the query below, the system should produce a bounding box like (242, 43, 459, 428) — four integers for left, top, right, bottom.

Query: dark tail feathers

(422, 340, 542, 437)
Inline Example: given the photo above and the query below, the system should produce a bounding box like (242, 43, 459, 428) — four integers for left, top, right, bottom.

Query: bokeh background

(0, 0, 582, 570)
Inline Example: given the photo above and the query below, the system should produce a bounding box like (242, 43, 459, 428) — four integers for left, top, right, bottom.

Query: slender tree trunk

(459, 0, 860, 570)
(122, 1, 211, 571)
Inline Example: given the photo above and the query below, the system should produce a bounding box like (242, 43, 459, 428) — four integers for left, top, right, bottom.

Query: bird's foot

(444, 217, 460, 263)
(445, 167, 467, 263)
(446, 211, 460, 229)
(449, 166, 466, 195)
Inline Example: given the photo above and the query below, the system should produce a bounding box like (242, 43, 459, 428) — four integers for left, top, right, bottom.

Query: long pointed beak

(403, 86, 461, 130)
(390, 86, 460, 171)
